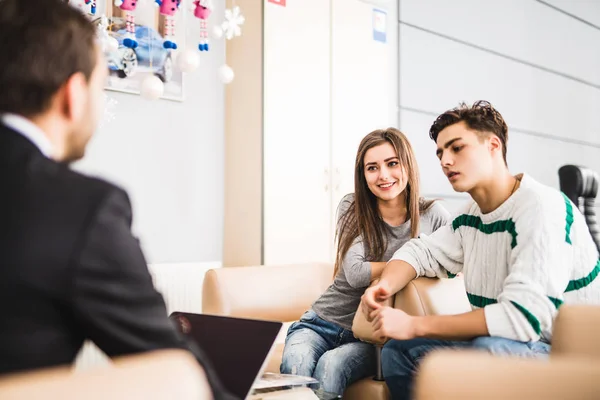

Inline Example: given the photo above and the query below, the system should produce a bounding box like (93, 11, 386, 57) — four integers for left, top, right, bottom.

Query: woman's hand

(361, 280, 392, 321)
(371, 307, 418, 341)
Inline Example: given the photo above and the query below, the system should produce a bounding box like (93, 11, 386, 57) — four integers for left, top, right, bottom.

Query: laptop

(170, 312, 284, 399)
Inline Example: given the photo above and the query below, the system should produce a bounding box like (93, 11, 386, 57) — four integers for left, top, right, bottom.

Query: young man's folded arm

(382, 224, 465, 294)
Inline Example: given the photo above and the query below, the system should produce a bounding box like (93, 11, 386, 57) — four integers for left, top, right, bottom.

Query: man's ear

(487, 134, 502, 155)
(61, 72, 87, 122)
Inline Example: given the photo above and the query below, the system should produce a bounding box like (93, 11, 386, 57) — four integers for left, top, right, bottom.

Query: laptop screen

(170, 312, 283, 399)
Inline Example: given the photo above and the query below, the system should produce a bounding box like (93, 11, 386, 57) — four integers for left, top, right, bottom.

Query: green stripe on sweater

(452, 214, 518, 248)
(469, 293, 564, 310)
(510, 301, 542, 335)
(561, 193, 574, 244)
(547, 296, 564, 309)
(467, 293, 497, 307)
(566, 259, 600, 292)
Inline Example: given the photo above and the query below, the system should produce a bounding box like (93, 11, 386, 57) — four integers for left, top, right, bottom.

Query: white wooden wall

(398, 0, 600, 215)
(263, 0, 397, 264)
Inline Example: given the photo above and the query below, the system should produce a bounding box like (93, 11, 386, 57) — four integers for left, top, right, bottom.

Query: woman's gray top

(311, 193, 451, 330)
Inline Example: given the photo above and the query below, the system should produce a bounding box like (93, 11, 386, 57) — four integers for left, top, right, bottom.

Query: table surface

(250, 386, 341, 399)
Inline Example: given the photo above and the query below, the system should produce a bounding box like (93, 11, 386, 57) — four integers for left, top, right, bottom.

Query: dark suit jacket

(0, 124, 237, 399)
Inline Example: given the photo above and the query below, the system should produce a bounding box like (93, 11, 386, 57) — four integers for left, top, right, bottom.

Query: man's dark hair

(0, 0, 98, 117)
(429, 100, 509, 164)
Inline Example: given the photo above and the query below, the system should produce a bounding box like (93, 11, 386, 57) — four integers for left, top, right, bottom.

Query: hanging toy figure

(84, 0, 97, 15)
(193, 0, 213, 52)
(115, 0, 139, 49)
(155, 0, 181, 49)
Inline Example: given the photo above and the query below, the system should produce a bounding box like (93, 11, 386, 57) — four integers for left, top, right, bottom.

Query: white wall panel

(263, 0, 332, 264)
(400, 0, 600, 86)
(399, 24, 600, 146)
(541, 0, 600, 28)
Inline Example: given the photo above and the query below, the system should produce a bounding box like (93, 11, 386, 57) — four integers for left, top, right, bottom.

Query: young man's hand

(361, 281, 392, 322)
(371, 307, 417, 341)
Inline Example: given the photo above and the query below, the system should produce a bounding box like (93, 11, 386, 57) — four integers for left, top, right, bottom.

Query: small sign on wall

(268, 0, 286, 6)
(373, 8, 387, 43)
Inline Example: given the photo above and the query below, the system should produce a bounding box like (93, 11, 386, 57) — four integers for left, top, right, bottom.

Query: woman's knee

(313, 347, 369, 395)
(280, 328, 325, 376)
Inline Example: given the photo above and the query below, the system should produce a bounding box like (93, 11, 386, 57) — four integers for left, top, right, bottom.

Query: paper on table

(253, 373, 319, 390)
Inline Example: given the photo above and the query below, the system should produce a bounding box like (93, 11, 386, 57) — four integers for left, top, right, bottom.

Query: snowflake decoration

(98, 93, 118, 130)
(97, 15, 109, 32)
(95, 15, 113, 52)
(221, 6, 245, 40)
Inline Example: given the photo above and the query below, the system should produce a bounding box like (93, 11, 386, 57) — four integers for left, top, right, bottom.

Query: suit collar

(0, 114, 53, 158)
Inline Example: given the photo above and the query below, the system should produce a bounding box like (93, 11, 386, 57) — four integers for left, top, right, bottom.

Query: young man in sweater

(361, 100, 600, 399)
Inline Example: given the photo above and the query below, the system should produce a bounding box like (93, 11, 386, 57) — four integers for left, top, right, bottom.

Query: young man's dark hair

(429, 100, 509, 164)
(0, 0, 97, 116)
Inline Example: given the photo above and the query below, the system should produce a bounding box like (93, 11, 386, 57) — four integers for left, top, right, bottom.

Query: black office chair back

(558, 165, 600, 253)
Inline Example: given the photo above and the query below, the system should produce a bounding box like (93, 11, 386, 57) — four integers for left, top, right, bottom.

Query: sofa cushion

(343, 377, 389, 400)
(416, 350, 600, 400)
(202, 263, 333, 322)
(552, 305, 600, 358)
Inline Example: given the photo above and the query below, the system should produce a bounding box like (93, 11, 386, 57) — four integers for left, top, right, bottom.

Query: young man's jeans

(280, 310, 376, 395)
(382, 336, 551, 400)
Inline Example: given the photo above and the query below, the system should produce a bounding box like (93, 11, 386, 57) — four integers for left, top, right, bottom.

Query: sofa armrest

(0, 350, 211, 400)
(552, 305, 600, 358)
(202, 263, 333, 322)
(393, 276, 470, 316)
(415, 350, 600, 400)
(352, 277, 470, 344)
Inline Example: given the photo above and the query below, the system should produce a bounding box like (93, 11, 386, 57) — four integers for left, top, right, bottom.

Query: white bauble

(106, 36, 119, 53)
(140, 75, 164, 100)
(177, 49, 200, 72)
(218, 64, 235, 84)
(212, 26, 224, 39)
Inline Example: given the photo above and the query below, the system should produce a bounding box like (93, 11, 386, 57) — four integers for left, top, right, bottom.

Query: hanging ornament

(106, 36, 119, 53)
(212, 26, 224, 39)
(218, 64, 235, 84)
(156, 0, 182, 49)
(140, 75, 164, 100)
(221, 5, 245, 40)
(96, 15, 120, 53)
(177, 49, 200, 72)
(84, 0, 97, 15)
(192, 0, 214, 51)
(67, 0, 96, 16)
(115, 0, 139, 49)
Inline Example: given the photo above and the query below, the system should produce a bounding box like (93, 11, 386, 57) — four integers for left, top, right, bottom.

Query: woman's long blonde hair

(333, 128, 433, 278)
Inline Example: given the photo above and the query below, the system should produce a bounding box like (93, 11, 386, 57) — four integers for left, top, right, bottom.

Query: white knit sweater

(391, 174, 600, 342)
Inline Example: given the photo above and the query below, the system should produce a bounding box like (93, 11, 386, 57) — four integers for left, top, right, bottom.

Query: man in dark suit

(0, 1, 236, 398)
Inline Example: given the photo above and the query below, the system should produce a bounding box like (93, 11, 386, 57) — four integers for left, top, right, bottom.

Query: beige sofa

(415, 305, 600, 399)
(202, 262, 334, 374)
(202, 263, 471, 399)
(203, 263, 600, 400)
(0, 350, 212, 399)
